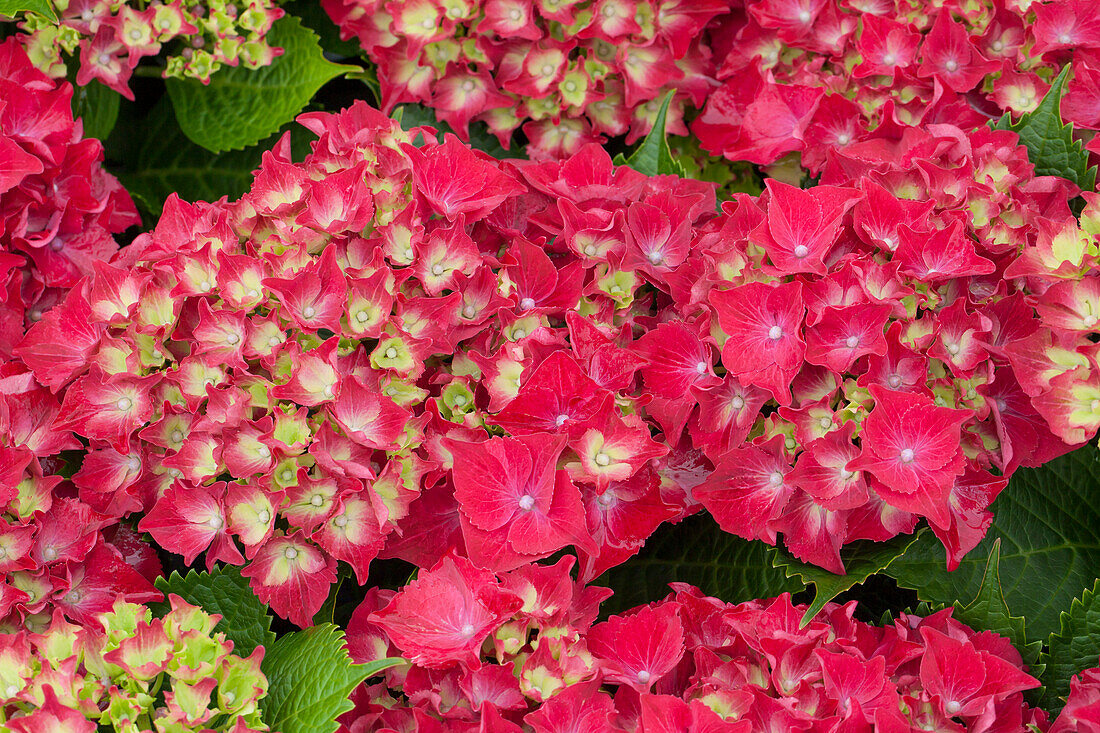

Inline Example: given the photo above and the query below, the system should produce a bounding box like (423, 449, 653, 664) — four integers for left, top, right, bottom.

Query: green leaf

(71, 80, 120, 141)
(771, 530, 926, 627)
(261, 623, 402, 733)
(109, 98, 313, 220)
(952, 539, 1042, 666)
(613, 90, 685, 178)
(598, 514, 803, 615)
(993, 65, 1097, 192)
(280, 0, 364, 59)
(887, 445, 1100, 642)
(152, 565, 275, 657)
(0, 0, 57, 21)
(1037, 579, 1100, 713)
(166, 14, 354, 153)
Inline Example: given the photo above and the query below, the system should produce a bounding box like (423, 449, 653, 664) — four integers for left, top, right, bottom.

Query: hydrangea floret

(321, 0, 732, 157)
(337, 563, 1047, 731)
(8, 0, 285, 97)
(0, 594, 269, 732)
(8, 93, 1098, 630)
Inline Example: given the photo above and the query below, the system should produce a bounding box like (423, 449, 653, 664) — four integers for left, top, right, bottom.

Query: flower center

(837, 133, 851, 145)
(310, 494, 324, 507)
(887, 374, 902, 388)
(695, 361, 707, 374)
(583, 244, 597, 256)
(284, 546, 298, 559)
(793, 244, 809, 258)
(385, 347, 398, 359)
(768, 471, 784, 487)
(334, 515, 347, 527)
(462, 304, 476, 318)
(461, 623, 476, 636)
(461, 79, 475, 92)
(302, 305, 316, 318)
(225, 332, 240, 345)
(731, 395, 745, 409)
(431, 263, 444, 276)
(944, 59, 958, 72)
(636, 670, 651, 683)
(882, 53, 896, 65)
(845, 335, 859, 349)
(595, 452, 611, 467)
(258, 510, 271, 523)
(899, 448, 915, 463)
(115, 397, 133, 411)
(518, 494, 535, 510)
(207, 516, 223, 529)
(555, 414, 569, 427)
(520, 297, 536, 311)
(768, 325, 784, 340)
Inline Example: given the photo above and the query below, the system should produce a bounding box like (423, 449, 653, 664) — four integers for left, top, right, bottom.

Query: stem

(131, 65, 166, 78)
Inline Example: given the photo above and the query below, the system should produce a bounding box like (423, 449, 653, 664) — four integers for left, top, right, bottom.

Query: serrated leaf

(771, 530, 926, 627)
(952, 539, 1042, 666)
(615, 90, 686, 178)
(71, 80, 120, 141)
(993, 65, 1097, 192)
(598, 514, 803, 615)
(166, 14, 354, 153)
(887, 445, 1100, 642)
(0, 0, 56, 20)
(1037, 579, 1100, 713)
(261, 623, 402, 733)
(151, 565, 276, 657)
(109, 98, 313, 220)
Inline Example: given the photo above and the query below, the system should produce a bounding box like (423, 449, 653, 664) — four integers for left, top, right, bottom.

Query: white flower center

(207, 516, 223, 529)
(284, 547, 298, 559)
(258, 510, 271, 523)
(302, 305, 316, 318)
(518, 495, 535, 510)
(115, 397, 133, 411)
(837, 133, 851, 145)
(127, 456, 141, 471)
(595, 452, 611, 467)
(520, 297, 536, 310)
(647, 251, 664, 265)
(509, 8, 522, 20)
(421, 17, 434, 29)
(130, 29, 142, 40)
(461, 79, 475, 92)
(258, 445, 270, 457)
(310, 494, 325, 507)
(769, 471, 784, 487)
(97, 52, 111, 65)
(845, 335, 859, 349)
(944, 59, 958, 72)
(899, 448, 915, 464)
(541, 64, 554, 77)
(461, 623, 476, 636)
(280, 469, 293, 482)
(945, 342, 960, 355)
(882, 53, 896, 65)
(768, 325, 784, 340)
(385, 347, 398, 359)
(798, 10, 811, 22)
(453, 394, 467, 406)
(355, 310, 369, 323)
(819, 417, 832, 429)
(555, 414, 569, 427)
(513, 329, 526, 339)
(1083, 314, 1097, 328)
(431, 263, 444, 276)
(731, 395, 745, 409)
(695, 361, 707, 374)
(637, 670, 651, 683)
(583, 244, 597, 256)
(887, 375, 902, 388)
(1059, 33, 1072, 44)
(462, 304, 477, 318)
(225, 333, 240, 345)
(794, 245, 809, 258)
(246, 288, 259, 298)
(268, 336, 281, 347)
(991, 39, 1004, 52)
(946, 700, 961, 715)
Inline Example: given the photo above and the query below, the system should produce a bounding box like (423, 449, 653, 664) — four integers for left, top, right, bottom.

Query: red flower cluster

(13, 0, 285, 97)
(1052, 658, 1100, 733)
(0, 38, 139, 357)
(339, 562, 1046, 732)
(9, 96, 1097, 626)
(693, 0, 1100, 167)
(320, 0, 731, 157)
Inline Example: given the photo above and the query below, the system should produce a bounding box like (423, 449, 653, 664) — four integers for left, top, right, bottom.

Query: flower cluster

(338, 558, 1046, 732)
(1052, 657, 1100, 733)
(693, 0, 1100, 169)
(320, 0, 732, 158)
(0, 37, 139, 356)
(10, 97, 1098, 628)
(0, 595, 269, 732)
(12, 0, 285, 98)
